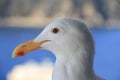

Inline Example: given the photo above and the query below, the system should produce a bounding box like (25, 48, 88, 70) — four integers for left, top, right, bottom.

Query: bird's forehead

(47, 19, 66, 28)
(46, 18, 76, 31)
(50, 18, 84, 28)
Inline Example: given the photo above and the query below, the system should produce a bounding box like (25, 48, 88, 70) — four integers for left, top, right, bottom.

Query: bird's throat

(52, 54, 95, 80)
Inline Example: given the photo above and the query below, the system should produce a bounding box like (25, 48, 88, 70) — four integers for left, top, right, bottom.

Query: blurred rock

(7, 60, 53, 80)
(0, 0, 119, 27)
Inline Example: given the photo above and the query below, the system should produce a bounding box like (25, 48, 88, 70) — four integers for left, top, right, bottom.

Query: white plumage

(33, 18, 103, 80)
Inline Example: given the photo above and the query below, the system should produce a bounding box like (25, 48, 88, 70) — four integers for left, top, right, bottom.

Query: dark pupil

(52, 28, 59, 33)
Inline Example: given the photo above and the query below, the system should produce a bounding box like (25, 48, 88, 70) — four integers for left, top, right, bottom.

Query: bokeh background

(0, 0, 120, 80)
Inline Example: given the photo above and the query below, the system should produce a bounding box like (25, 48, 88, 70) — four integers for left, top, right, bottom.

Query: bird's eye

(52, 27, 59, 34)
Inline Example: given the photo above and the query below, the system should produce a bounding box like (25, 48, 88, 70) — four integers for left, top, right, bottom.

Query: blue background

(0, 27, 120, 80)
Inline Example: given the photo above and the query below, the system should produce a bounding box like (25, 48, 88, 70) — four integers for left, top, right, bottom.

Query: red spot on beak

(17, 51, 25, 56)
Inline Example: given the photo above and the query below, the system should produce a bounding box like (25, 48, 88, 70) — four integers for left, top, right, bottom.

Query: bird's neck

(52, 51, 95, 80)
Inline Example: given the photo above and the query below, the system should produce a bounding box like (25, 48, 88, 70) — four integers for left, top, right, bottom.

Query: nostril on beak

(21, 45, 27, 48)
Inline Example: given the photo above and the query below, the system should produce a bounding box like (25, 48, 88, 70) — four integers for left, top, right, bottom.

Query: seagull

(12, 18, 103, 80)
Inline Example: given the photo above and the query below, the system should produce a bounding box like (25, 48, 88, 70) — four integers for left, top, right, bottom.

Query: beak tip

(12, 50, 26, 58)
(12, 53, 17, 58)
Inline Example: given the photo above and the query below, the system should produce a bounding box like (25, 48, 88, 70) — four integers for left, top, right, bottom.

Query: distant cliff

(0, 0, 119, 27)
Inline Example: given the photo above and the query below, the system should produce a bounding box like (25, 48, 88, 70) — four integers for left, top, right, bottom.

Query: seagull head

(12, 18, 94, 59)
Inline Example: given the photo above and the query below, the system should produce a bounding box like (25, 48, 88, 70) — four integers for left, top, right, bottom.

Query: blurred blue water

(0, 27, 120, 80)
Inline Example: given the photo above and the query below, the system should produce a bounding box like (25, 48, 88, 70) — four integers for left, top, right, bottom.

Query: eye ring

(52, 27, 59, 34)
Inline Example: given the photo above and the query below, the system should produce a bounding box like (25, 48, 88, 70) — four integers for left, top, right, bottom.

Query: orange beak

(12, 39, 49, 58)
